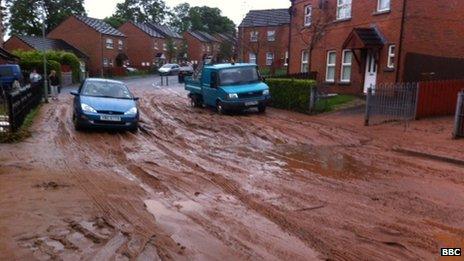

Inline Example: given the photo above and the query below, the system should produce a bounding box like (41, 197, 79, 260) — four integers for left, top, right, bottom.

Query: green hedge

(267, 78, 316, 113)
(19, 60, 61, 80)
(13, 50, 81, 83)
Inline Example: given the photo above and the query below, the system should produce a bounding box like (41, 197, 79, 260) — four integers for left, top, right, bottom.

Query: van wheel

(190, 95, 202, 108)
(216, 101, 226, 115)
(258, 105, 266, 113)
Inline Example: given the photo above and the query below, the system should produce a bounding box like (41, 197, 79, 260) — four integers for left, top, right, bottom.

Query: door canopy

(342, 27, 385, 50)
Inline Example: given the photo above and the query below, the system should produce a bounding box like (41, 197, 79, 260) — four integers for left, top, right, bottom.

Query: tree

(188, 6, 235, 35)
(218, 42, 233, 62)
(165, 39, 176, 62)
(168, 3, 190, 33)
(103, 16, 126, 28)
(114, 0, 169, 24)
(5, 0, 86, 36)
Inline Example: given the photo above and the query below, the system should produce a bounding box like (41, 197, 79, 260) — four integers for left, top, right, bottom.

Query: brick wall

(238, 24, 289, 69)
(119, 22, 166, 69)
(184, 32, 217, 64)
(48, 16, 126, 77)
(289, 0, 404, 94)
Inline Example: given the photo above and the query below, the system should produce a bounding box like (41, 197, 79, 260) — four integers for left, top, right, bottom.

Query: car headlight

(81, 103, 97, 113)
(227, 93, 238, 99)
(125, 107, 138, 115)
(263, 90, 270, 95)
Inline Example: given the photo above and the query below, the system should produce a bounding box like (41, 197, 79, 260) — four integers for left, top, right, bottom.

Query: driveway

(0, 75, 463, 260)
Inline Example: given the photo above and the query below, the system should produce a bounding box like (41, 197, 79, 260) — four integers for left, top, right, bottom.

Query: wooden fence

(416, 80, 464, 118)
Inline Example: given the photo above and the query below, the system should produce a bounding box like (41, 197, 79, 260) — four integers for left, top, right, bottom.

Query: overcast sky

(85, 0, 290, 26)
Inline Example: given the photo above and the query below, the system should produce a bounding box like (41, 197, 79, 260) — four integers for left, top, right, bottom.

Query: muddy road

(1, 76, 463, 260)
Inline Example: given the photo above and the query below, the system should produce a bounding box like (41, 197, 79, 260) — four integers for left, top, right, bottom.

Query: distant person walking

(49, 70, 60, 101)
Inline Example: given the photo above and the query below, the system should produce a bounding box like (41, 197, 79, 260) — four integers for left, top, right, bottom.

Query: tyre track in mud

(129, 84, 464, 260)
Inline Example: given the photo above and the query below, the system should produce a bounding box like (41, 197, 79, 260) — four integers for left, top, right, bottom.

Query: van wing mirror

(70, 91, 79, 96)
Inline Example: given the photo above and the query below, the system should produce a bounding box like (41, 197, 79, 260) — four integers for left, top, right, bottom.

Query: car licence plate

(245, 101, 259, 106)
(100, 115, 121, 122)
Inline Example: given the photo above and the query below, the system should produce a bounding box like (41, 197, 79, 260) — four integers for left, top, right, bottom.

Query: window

(250, 31, 258, 42)
(304, 5, 312, 26)
(378, 0, 391, 12)
(109, 59, 113, 67)
(207, 45, 211, 52)
(284, 51, 289, 66)
(267, 30, 276, 42)
(154, 42, 159, 50)
(118, 40, 123, 50)
(163, 43, 167, 51)
(266, 52, 274, 66)
(387, 45, 396, 68)
(340, 49, 352, 82)
(337, 0, 352, 20)
(249, 52, 257, 64)
(326, 51, 336, 82)
(105, 38, 114, 49)
(301, 50, 309, 73)
(103, 58, 109, 67)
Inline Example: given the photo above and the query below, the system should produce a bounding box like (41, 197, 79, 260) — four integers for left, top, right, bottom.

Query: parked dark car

(71, 78, 139, 132)
(178, 65, 194, 83)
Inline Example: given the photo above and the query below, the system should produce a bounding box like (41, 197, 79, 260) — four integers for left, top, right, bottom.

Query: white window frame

(249, 52, 257, 64)
(154, 42, 159, 50)
(336, 0, 352, 20)
(118, 40, 123, 50)
(108, 59, 113, 67)
(105, 38, 114, 49)
(377, 0, 391, 12)
(267, 30, 276, 42)
(326, 51, 337, 82)
(250, 31, 258, 42)
(340, 49, 352, 82)
(266, 52, 274, 66)
(207, 45, 211, 52)
(387, 44, 396, 69)
(301, 50, 309, 73)
(304, 5, 312, 26)
(284, 51, 289, 66)
(103, 58, 109, 67)
(163, 43, 167, 51)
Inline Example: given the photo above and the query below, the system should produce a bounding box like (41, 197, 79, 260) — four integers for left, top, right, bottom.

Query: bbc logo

(441, 248, 461, 256)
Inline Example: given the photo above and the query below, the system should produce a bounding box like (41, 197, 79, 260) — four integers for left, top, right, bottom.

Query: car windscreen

(219, 67, 260, 86)
(81, 81, 132, 99)
(0, 67, 14, 78)
(161, 64, 174, 69)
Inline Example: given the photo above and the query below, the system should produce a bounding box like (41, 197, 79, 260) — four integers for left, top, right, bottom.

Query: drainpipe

(287, 1, 294, 75)
(396, 0, 408, 82)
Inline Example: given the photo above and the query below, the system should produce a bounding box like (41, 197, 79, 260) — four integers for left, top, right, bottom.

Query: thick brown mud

(1, 77, 463, 260)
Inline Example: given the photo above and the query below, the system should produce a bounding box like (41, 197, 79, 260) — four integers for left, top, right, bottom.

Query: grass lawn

(314, 95, 357, 113)
(0, 105, 41, 143)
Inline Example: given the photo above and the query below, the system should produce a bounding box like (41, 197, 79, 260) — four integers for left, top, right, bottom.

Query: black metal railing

(1, 82, 43, 133)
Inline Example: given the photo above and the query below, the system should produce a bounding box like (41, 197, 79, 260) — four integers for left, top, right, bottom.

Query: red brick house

(289, 0, 464, 94)
(238, 9, 290, 71)
(119, 21, 183, 69)
(183, 31, 220, 65)
(48, 15, 127, 77)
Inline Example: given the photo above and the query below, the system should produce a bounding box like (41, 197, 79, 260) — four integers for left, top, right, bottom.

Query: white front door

(364, 51, 378, 93)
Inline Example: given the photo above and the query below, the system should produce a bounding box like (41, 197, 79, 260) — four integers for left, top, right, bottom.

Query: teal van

(185, 63, 271, 114)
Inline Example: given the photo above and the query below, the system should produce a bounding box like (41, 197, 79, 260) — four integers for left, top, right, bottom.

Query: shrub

(266, 78, 316, 113)
(19, 60, 61, 81)
(13, 50, 81, 83)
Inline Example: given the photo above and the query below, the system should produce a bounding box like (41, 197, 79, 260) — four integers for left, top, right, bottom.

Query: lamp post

(41, 0, 48, 103)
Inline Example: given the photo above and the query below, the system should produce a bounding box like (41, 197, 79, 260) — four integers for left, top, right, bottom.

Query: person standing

(29, 69, 42, 85)
(49, 70, 60, 101)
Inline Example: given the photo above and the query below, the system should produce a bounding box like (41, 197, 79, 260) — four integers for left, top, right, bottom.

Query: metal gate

(453, 91, 464, 139)
(364, 83, 419, 126)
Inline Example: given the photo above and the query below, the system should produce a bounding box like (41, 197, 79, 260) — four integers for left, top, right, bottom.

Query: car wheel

(258, 105, 266, 114)
(129, 123, 139, 133)
(190, 95, 202, 108)
(216, 101, 226, 115)
(73, 114, 83, 131)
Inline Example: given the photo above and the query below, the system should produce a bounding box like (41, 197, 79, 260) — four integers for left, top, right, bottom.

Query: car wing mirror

(70, 91, 79, 96)
(133, 97, 140, 101)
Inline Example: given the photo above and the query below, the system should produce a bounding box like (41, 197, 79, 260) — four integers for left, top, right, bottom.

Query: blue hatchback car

(71, 78, 139, 131)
